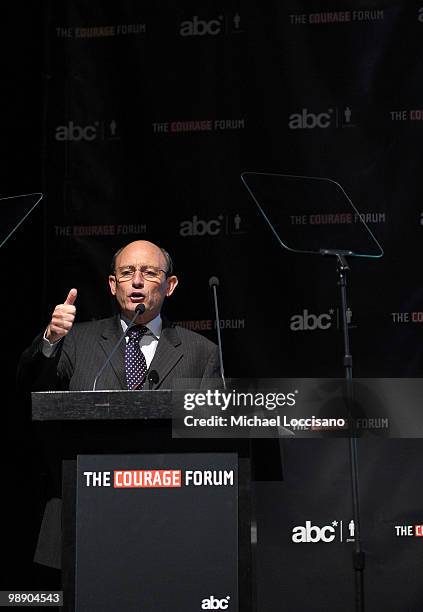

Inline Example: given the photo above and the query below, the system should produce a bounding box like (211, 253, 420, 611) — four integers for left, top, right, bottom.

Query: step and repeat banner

(39, 1, 423, 609)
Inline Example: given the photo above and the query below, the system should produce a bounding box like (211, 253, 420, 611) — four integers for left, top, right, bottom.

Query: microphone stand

(321, 248, 364, 612)
(209, 276, 227, 390)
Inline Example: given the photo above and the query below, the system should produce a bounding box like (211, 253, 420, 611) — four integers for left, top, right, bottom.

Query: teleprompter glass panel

(241, 173, 383, 258)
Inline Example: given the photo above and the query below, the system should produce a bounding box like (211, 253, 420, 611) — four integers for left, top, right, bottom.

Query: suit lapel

(96, 316, 183, 390)
(98, 316, 127, 389)
(149, 320, 183, 388)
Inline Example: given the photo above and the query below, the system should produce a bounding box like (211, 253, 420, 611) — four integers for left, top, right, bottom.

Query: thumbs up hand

(45, 288, 77, 344)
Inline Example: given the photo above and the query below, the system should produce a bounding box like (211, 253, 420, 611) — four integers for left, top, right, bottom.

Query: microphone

(132, 368, 158, 391)
(147, 370, 159, 390)
(209, 275, 226, 390)
(92, 303, 145, 391)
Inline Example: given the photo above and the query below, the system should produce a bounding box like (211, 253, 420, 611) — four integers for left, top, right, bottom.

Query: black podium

(32, 391, 253, 612)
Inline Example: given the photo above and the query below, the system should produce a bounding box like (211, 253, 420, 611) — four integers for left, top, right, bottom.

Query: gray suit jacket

(18, 316, 221, 569)
(18, 315, 220, 391)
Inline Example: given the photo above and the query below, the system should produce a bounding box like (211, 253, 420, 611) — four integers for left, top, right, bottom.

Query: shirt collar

(120, 313, 162, 339)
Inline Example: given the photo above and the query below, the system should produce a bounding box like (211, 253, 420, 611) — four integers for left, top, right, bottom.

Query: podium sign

(74, 453, 238, 611)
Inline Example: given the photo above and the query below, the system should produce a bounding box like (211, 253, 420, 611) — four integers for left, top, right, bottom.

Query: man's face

(108, 241, 178, 323)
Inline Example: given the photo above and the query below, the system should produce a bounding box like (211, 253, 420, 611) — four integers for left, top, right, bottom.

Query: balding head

(109, 240, 178, 324)
(111, 241, 174, 276)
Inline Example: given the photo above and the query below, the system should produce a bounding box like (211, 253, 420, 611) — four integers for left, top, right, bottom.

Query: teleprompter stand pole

(321, 248, 365, 612)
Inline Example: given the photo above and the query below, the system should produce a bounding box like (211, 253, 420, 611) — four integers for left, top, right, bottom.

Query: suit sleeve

(199, 344, 224, 390)
(17, 330, 75, 391)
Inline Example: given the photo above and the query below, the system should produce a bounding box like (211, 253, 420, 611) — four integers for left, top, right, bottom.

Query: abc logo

(288, 108, 333, 129)
(201, 596, 230, 610)
(180, 15, 223, 36)
(292, 521, 336, 543)
(290, 309, 332, 331)
(179, 215, 222, 237)
(55, 121, 98, 142)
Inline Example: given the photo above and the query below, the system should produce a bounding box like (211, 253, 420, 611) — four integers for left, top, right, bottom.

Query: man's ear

(108, 274, 117, 296)
(165, 275, 178, 297)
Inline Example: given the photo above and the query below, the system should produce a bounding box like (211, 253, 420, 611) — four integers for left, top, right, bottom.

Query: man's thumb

(64, 288, 77, 305)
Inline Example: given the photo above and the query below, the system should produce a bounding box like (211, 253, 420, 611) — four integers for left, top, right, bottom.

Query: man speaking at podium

(18, 239, 220, 391)
(17, 240, 221, 571)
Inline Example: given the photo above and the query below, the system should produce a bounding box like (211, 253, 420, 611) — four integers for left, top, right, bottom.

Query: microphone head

(135, 303, 146, 315)
(148, 370, 159, 384)
(209, 276, 220, 288)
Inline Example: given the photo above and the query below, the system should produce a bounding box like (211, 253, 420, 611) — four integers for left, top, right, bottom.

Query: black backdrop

(3, 1, 423, 610)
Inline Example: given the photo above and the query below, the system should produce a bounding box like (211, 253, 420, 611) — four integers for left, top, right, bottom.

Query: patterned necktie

(125, 325, 148, 390)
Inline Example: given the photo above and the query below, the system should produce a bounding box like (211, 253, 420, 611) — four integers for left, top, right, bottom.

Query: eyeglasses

(114, 266, 167, 283)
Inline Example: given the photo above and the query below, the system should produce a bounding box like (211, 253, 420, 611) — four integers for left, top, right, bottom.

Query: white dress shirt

(120, 313, 162, 368)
